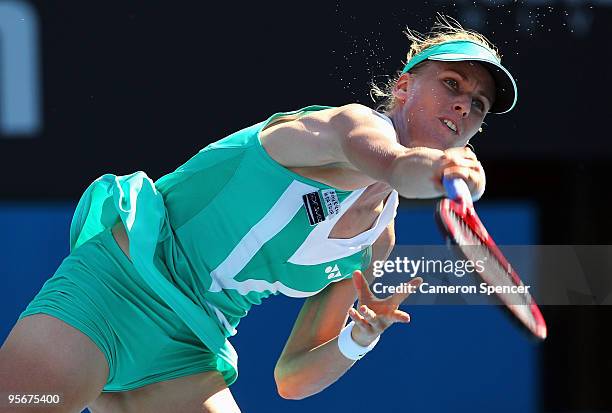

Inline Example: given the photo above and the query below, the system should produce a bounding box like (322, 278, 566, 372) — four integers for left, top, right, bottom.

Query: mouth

(440, 118, 458, 135)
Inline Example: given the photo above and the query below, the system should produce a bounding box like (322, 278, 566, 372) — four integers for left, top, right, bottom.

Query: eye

(472, 99, 485, 112)
(444, 79, 459, 89)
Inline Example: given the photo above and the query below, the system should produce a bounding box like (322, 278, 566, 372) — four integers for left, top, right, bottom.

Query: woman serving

(0, 19, 516, 413)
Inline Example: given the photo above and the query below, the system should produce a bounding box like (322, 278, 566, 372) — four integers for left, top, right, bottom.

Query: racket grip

(442, 177, 473, 205)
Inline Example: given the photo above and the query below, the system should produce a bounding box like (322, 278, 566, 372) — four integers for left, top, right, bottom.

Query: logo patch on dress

(303, 191, 325, 226)
(303, 189, 340, 226)
(321, 189, 340, 217)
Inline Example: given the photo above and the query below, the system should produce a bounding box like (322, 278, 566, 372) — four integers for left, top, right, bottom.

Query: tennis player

(0, 19, 517, 413)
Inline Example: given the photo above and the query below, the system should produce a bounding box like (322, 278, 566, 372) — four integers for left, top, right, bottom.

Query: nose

(453, 96, 471, 118)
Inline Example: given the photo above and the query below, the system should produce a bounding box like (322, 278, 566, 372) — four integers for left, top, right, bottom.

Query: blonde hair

(370, 15, 501, 113)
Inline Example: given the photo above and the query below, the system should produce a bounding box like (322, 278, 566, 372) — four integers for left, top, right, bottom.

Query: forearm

(275, 224, 396, 400)
(275, 334, 356, 400)
(276, 261, 392, 399)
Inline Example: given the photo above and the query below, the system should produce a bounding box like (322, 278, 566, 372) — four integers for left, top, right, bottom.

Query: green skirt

(19, 228, 238, 392)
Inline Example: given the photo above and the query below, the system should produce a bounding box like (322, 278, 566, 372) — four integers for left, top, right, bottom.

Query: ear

(392, 73, 415, 104)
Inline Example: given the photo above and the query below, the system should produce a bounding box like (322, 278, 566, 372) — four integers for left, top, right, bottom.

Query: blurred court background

(1, 1, 611, 412)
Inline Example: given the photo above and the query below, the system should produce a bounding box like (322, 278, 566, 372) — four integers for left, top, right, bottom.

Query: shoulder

(259, 104, 396, 168)
(265, 103, 394, 141)
(328, 104, 397, 145)
(330, 104, 393, 129)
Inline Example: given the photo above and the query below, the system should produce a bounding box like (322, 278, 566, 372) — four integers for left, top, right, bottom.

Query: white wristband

(337, 321, 380, 360)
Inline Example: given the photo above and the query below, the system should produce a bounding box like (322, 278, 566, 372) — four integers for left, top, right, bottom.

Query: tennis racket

(435, 177, 547, 340)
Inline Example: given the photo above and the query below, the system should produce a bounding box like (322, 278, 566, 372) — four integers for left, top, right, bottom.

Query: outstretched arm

(260, 103, 485, 199)
(273, 222, 421, 400)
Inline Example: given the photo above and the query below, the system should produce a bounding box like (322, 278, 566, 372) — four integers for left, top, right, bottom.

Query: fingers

(350, 304, 386, 333)
(386, 277, 423, 308)
(351, 270, 374, 303)
(442, 166, 485, 198)
(348, 304, 412, 341)
(436, 155, 485, 198)
(348, 307, 376, 335)
(444, 146, 477, 161)
(358, 304, 385, 330)
(392, 310, 411, 323)
(438, 156, 482, 172)
(442, 166, 477, 183)
(350, 270, 418, 336)
(433, 148, 484, 195)
(351, 270, 364, 302)
(437, 147, 482, 173)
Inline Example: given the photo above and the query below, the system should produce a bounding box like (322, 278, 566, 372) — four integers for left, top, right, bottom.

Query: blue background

(0, 202, 539, 412)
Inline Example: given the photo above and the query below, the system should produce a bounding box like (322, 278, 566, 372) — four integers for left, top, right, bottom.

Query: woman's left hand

(348, 270, 422, 346)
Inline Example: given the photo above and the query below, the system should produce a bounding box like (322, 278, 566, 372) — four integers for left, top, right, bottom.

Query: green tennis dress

(19, 105, 399, 391)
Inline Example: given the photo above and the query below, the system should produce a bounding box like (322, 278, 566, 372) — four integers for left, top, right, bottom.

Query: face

(390, 60, 496, 150)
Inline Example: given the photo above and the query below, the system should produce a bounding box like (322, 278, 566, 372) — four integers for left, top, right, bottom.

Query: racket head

(435, 197, 547, 340)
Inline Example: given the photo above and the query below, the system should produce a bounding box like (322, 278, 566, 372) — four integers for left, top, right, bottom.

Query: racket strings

(449, 209, 481, 246)
(440, 200, 547, 339)
(449, 209, 531, 307)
